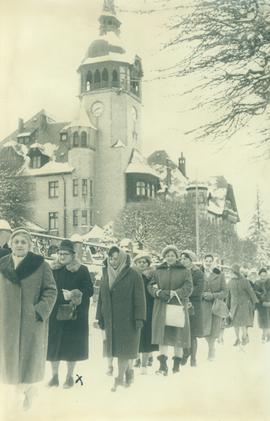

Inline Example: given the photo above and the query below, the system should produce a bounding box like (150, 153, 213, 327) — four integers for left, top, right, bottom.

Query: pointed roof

(126, 149, 159, 178)
(63, 105, 97, 130)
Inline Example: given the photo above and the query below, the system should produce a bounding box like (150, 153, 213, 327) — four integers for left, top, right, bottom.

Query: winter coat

(0, 253, 57, 384)
(0, 244, 11, 259)
(254, 280, 270, 329)
(189, 265, 205, 338)
(228, 274, 258, 327)
(139, 272, 158, 353)
(201, 269, 227, 339)
(148, 262, 193, 348)
(47, 260, 93, 362)
(96, 255, 146, 359)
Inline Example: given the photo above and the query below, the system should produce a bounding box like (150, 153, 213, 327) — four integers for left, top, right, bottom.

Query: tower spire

(103, 0, 116, 15)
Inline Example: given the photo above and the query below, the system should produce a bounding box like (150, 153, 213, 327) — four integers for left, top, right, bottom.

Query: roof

(80, 51, 136, 67)
(22, 161, 74, 177)
(82, 225, 105, 240)
(22, 219, 47, 233)
(62, 105, 97, 131)
(126, 149, 159, 178)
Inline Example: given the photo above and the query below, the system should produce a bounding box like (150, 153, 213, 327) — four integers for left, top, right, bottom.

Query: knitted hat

(59, 239, 75, 254)
(181, 249, 197, 262)
(0, 219, 12, 231)
(10, 227, 32, 242)
(133, 252, 152, 266)
(161, 245, 179, 259)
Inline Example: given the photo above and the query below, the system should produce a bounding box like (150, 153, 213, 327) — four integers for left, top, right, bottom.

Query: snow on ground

(1, 305, 270, 421)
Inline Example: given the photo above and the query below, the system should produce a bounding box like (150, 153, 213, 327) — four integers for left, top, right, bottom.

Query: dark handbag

(212, 299, 229, 318)
(56, 303, 77, 321)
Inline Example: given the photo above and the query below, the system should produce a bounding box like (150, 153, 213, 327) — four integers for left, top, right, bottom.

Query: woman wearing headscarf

(180, 250, 204, 367)
(47, 240, 93, 388)
(96, 245, 146, 392)
(0, 228, 57, 410)
(148, 245, 193, 375)
(133, 253, 158, 374)
(228, 264, 258, 346)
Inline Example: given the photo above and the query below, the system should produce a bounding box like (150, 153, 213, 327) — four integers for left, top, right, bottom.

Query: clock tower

(77, 0, 144, 226)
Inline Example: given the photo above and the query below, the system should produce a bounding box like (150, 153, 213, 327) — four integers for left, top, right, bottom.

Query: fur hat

(133, 252, 152, 266)
(59, 239, 75, 254)
(10, 227, 32, 242)
(161, 245, 179, 259)
(181, 249, 197, 262)
(0, 220, 11, 231)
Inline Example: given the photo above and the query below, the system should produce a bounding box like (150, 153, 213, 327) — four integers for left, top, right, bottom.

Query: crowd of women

(0, 219, 270, 410)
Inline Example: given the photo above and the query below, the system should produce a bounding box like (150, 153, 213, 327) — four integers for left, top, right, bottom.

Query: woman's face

(181, 255, 192, 268)
(204, 256, 214, 269)
(165, 251, 177, 266)
(260, 271, 268, 281)
(11, 234, 30, 257)
(109, 251, 120, 269)
(135, 258, 149, 272)
(58, 250, 74, 266)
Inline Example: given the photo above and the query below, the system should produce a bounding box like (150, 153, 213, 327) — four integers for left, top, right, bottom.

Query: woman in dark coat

(0, 228, 57, 410)
(202, 254, 227, 361)
(133, 253, 158, 374)
(228, 264, 258, 346)
(148, 245, 193, 375)
(254, 268, 270, 342)
(96, 246, 146, 391)
(180, 251, 204, 367)
(47, 240, 93, 389)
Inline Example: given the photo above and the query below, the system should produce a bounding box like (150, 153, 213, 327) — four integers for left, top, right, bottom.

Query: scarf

(107, 248, 127, 289)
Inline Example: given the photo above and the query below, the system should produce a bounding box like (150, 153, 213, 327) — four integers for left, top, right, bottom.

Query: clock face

(91, 101, 104, 117)
(132, 106, 138, 121)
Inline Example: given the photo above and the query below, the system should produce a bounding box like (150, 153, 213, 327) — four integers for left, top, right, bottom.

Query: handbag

(212, 299, 229, 318)
(165, 293, 185, 328)
(56, 303, 77, 321)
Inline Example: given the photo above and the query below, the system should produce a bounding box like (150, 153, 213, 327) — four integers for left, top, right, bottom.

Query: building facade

(0, 1, 159, 237)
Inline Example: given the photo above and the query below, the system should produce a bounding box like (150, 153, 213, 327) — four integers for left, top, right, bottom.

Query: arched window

(86, 71, 93, 91)
(102, 68, 109, 88)
(81, 131, 87, 147)
(112, 70, 119, 87)
(136, 181, 146, 197)
(73, 132, 79, 147)
(94, 69, 101, 89)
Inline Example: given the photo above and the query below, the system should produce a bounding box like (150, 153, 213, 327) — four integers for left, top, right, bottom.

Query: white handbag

(165, 293, 185, 328)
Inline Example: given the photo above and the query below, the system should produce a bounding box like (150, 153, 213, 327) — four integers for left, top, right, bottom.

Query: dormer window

(32, 155, 41, 169)
(61, 133, 67, 141)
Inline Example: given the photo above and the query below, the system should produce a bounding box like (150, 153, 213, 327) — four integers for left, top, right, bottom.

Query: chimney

(18, 118, 24, 133)
(166, 158, 172, 187)
(178, 152, 186, 177)
(39, 113, 47, 131)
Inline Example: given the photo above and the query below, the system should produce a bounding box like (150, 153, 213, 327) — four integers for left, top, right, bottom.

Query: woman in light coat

(0, 228, 57, 410)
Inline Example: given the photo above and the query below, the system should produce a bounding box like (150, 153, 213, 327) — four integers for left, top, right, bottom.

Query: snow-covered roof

(63, 106, 97, 131)
(82, 225, 105, 240)
(23, 161, 74, 176)
(23, 219, 47, 233)
(17, 132, 32, 138)
(29, 142, 58, 158)
(3, 140, 28, 157)
(126, 149, 159, 178)
(81, 51, 136, 67)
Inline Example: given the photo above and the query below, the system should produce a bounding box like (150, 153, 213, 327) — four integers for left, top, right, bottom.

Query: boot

(241, 335, 249, 346)
(106, 366, 113, 376)
(172, 356, 182, 373)
(125, 368, 134, 387)
(156, 355, 168, 376)
(233, 338, 240, 346)
(111, 377, 125, 392)
(181, 348, 190, 366)
(48, 374, 59, 387)
(63, 375, 74, 389)
(134, 358, 141, 368)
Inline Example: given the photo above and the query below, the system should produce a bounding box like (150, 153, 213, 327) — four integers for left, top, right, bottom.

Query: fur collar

(50, 257, 81, 273)
(157, 261, 186, 270)
(0, 252, 44, 284)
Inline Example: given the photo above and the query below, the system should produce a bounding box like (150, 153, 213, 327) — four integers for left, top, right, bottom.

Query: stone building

(0, 1, 159, 237)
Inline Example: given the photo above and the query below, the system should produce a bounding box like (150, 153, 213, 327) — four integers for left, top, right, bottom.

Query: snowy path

(1, 305, 270, 421)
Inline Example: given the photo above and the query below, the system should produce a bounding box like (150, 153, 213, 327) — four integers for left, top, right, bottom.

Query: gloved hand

(70, 289, 83, 305)
(135, 320, 144, 330)
(157, 290, 170, 302)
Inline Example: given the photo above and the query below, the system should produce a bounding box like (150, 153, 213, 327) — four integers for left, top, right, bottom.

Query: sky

(0, 0, 269, 237)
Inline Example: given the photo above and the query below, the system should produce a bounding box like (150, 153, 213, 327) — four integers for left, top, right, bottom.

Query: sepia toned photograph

(0, 0, 270, 420)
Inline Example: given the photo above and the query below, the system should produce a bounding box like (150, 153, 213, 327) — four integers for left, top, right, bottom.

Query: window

(49, 212, 58, 230)
(86, 71, 92, 91)
(73, 210, 79, 226)
(82, 179, 88, 196)
(32, 155, 41, 169)
(73, 179, 79, 197)
(136, 181, 146, 196)
(147, 183, 151, 197)
(49, 181, 59, 198)
(81, 131, 87, 147)
(60, 133, 67, 141)
(151, 184, 155, 198)
(73, 132, 79, 147)
(112, 70, 118, 87)
(102, 68, 109, 88)
(90, 210, 93, 226)
(81, 210, 88, 226)
(94, 69, 101, 89)
(90, 180, 93, 197)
